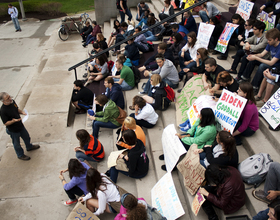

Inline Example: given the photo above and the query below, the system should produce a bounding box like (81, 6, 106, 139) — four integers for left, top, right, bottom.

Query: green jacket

(181, 119, 217, 149)
(95, 99, 122, 127)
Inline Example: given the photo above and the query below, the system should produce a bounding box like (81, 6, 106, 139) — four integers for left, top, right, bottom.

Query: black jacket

(151, 82, 169, 111)
(124, 139, 149, 177)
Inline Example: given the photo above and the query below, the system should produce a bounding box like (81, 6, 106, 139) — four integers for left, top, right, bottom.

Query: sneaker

(179, 119, 189, 128)
(254, 95, 262, 101)
(129, 106, 135, 110)
(177, 89, 182, 93)
(18, 155, 31, 160)
(83, 73, 88, 78)
(138, 91, 146, 95)
(63, 199, 78, 206)
(252, 190, 270, 204)
(212, 51, 220, 55)
(269, 124, 280, 131)
(159, 154, 164, 160)
(27, 145, 40, 152)
(112, 51, 117, 56)
(256, 100, 265, 107)
(228, 69, 237, 74)
(241, 75, 249, 81)
(231, 55, 236, 59)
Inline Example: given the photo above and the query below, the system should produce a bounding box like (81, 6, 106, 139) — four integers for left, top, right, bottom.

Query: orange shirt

(119, 125, 146, 150)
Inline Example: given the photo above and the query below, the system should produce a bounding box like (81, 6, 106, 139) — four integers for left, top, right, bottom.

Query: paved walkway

(0, 15, 98, 219)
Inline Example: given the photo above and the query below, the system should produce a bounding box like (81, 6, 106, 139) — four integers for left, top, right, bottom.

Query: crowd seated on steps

(63, 0, 280, 219)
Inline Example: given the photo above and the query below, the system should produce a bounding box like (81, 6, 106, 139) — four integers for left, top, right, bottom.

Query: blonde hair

(151, 74, 162, 86)
(123, 117, 136, 130)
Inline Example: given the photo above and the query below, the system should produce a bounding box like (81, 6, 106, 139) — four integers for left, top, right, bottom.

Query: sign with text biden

(214, 90, 247, 134)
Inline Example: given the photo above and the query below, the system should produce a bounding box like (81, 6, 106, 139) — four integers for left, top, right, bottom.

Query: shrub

(36, 2, 62, 16)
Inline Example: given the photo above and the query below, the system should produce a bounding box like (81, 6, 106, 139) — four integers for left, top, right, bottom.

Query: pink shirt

(238, 101, 259, 133)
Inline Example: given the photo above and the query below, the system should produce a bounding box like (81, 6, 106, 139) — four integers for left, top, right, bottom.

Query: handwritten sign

(259, 88, 280, 129)
(192, 191, 206, 216)
(197, 23, 215, 49)
(215, 22, 239, 53)
(236, 0, 254, 21)
(258, 11, 276, 31)
(187, 95, 217, 126)
(66, 202, 100, 220)
(175, 75, 211, 126)
(151, 173, 185, 220)
(214, 90, 247, 133)
(162, 124, 187, 172)
(177, 144, 206, 195)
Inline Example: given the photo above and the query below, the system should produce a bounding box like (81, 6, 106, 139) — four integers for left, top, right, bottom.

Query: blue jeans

(113, 78, 134, 90)
(119, 9, 132, 23)
(109, 166, 148, 183)
(179, 51, 196, 69)
(251, 63, 271, 89)
(146, 35, 159, 41)
(199, 152, 206, 168)
(92, 118, 119, 139)
(199, 11, 210, 23)
(6, 127, 33, 158)
(252, 208, 269, 220)
(76, 151, 99, 162)
(85, 35, 96, 45)
(12, 17, 21, 31)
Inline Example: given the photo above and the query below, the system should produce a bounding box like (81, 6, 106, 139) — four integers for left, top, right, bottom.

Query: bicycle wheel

(58, 26, 69, 41)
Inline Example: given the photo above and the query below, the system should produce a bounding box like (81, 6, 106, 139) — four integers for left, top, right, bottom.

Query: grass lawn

(0, 0, 95, 17)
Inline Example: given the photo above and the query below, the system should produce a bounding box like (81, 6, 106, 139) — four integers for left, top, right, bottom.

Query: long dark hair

(239, 82, 256, 104)
(187, 31, 197, 48)
(114, 19, 120, 30)
(76, 129, 91, 148)
(232, 13, 245, 25)
(147, 13, 156, 26)
(199, 108, 216, 127)
(205, 164, 231, 187)
(123, 130, 137, 146)
(218, 131, 236, 159)
(86, 168, 108, 199)
(68, 158, 87, 179)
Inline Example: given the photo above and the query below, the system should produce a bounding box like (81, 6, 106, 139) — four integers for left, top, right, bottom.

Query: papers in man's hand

(22, 109, 29, 123)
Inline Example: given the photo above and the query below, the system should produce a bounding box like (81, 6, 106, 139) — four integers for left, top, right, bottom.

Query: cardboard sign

(187, 95, 217, 126)
(175, 75, 211, 126)
(162, 124, 187, 172)
(259, 88, 280, 129)
(177, 144, 206, 195)
(259, 11, 276, 31)
(192, 191, 206, 216)
(214, 90, 247, 134)
(215, 23, 239, 53)
(66, 202, 100, 220)
(151, 173, 185, 220)
(197, 23, 215, 49)
(236, 0, 254, 21)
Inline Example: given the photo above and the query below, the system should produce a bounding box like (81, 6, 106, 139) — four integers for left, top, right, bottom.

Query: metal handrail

(68, 0, 208, 79)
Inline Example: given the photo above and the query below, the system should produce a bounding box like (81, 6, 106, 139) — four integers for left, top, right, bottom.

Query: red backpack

(164, 84, 175, 102)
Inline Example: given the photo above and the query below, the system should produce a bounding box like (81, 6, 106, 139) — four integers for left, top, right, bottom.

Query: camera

(271, 67, 280, 75)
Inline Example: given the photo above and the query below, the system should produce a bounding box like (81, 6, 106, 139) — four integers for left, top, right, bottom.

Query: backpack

(238, 153, 273, 188)
(107, 60, 114, 73)
(146, 41, 154, 52)
(131, 66, 141, 88)
(147, 204, 167, 220)
(164, 84, 175, 102)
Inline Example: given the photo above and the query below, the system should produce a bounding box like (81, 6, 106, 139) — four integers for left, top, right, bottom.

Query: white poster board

(259, 88, 280, 129)
(214, 90, 247, 133)
(151, 173, 185, 220)
(215, 23, 239, 53)
(162, 124, 187, 173)
(236, 0, 254, 21)
(187, 95, 217, 126)
(197, 23, 215, 49)
(259, 11, 277, 31)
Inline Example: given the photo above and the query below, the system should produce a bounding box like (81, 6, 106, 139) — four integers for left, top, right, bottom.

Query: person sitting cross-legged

(141, 54, 179, 95)
(111, 59, 135, 91)
(71, 80, 94, 114)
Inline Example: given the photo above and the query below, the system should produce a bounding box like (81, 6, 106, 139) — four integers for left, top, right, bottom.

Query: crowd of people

(2, 0, 280, 219)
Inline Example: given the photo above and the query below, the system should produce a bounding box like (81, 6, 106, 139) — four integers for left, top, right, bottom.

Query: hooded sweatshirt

(150, 59, 179, 84)
(105, 83, 125, 109)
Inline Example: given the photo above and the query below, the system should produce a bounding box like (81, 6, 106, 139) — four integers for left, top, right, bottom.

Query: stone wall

(95, 0, 151, 24)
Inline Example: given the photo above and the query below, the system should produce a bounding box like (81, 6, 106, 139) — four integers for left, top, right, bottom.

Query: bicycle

(58, 13, 92, 41)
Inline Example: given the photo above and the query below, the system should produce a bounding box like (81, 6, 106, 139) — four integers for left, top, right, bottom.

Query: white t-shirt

(182, 42, 201, 61)
(82, 174, 120, 216)
(135, 103, 158, 125)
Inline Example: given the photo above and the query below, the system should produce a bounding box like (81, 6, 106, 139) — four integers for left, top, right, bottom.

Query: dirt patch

(0, 11, 67, 23)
